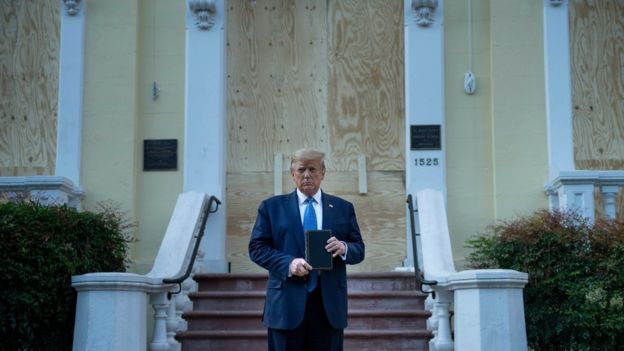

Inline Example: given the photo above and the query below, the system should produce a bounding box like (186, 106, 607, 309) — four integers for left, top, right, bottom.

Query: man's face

(291, 159, 325, 197)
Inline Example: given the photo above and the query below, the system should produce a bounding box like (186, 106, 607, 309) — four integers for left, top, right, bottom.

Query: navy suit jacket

(248, 190, 365, 330)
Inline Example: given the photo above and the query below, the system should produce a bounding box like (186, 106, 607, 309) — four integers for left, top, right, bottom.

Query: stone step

(184, 309, 430, 331)
(348, 290, 427, 309)
(194, 273, 267, 292)
(343, 330, 432, 351)
(188, 291, 265, 311)
(177, 329, 433, 351)
(181, 272, 433, 351)
(189, 290, 428, 311)
(194, 272, 420, 292)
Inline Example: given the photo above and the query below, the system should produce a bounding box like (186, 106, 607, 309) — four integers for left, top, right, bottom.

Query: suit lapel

(321, 192, 333, 230)
(286, 191, 305, 255)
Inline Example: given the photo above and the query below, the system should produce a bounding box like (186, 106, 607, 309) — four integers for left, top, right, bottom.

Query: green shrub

(0, 201, 133, 351)
(467, 210, 624, 351)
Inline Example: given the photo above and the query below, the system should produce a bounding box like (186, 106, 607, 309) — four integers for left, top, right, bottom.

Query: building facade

(1, 0, 623, 274)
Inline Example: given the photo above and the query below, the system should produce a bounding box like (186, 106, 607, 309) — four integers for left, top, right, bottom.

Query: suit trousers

(267, 277, 344, 351)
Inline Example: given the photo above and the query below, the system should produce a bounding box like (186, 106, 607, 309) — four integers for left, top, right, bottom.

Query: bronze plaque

(410, 125, 441, 150)
(143, 139, 177, 171)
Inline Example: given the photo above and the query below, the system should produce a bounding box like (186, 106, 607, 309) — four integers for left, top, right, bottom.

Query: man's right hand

(289, 258, 312, 277)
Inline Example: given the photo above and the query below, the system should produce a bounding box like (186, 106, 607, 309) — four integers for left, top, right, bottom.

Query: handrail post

(166, 297, 179, 349)
(406, 194, 438, 294)
(150, 291, 171, 351)
(430, 288, 454, 351)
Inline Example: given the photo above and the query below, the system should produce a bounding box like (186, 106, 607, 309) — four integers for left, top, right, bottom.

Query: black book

(305, 229, 333, 270)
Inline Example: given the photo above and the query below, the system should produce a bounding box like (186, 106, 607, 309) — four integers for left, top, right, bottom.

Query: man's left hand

(325, 236, 346, 258)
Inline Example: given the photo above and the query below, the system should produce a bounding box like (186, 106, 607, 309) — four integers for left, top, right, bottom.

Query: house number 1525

(414, 158, 439, 166)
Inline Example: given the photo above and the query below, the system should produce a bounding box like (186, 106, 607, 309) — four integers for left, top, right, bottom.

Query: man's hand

(289, 258, 312, 276)
(325, 236, 346, 258)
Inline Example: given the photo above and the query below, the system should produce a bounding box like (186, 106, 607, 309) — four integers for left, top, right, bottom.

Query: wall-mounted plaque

(143, 139, 177, 171)
(410, 125, 441, 150)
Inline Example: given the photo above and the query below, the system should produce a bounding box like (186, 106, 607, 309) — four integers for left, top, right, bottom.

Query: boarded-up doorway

(226, 0, 406, 272)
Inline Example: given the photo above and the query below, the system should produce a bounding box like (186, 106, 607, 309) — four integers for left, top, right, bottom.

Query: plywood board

(227, 171, 406, 273)
(327, 0, 404, 171)
(570, 0, 624, 170)
(0, 0, 59, 176)
(227, 0, 329, 172)
(226, 0, 407, 273)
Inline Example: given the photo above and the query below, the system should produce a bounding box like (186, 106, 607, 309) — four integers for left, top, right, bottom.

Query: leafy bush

(0, 201, 133, 350)
(467, 210, 624, 351)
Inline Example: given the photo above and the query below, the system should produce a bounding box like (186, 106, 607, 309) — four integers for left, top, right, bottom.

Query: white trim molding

(56, 0, 86, 187)
(0, 176, 84, 207)
(543, 0, 574, 180)
(544, 171, 624, 222)
(411, 0, 439, 27)
(189, 0, 217, 30)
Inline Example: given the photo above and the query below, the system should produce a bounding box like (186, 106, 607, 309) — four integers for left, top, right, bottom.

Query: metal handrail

(163, 195, 221, 297)
(407, 194, 437, 295)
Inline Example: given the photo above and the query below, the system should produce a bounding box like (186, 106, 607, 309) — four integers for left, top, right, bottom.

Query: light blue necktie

(303, 197, 318, 292)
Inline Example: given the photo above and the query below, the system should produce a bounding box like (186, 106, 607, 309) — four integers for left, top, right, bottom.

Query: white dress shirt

(295, 188, 347, 260)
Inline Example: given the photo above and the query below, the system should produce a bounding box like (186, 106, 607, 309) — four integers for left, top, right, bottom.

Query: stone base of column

(72, 273, 166, 351)
(448, 269, 529, 351)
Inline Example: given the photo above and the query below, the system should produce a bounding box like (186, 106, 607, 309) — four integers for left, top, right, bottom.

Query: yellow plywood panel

(227, 0, 329, 172)
(227, 171, 406, 273)
(327, 0, 405, 172)
(571, 0, 624, 170)
(0, 0, 59, 176)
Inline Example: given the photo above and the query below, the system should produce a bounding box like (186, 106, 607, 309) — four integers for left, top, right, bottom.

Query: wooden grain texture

(227, 0, 329, 172)
(226, 0, 407, 272)
(570, 0, 624, 170)
(227, 171, 406, 273)
(327, 0, 404, 171)
(0, 0, 59, 176)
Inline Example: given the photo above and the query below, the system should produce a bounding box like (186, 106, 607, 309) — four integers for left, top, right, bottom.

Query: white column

(601, 185, 618, 219)
(543, 0, 575, 183)
(56, 0, 86, 187)
(403, 0, 446, 267)
(183, 0, 228, 272)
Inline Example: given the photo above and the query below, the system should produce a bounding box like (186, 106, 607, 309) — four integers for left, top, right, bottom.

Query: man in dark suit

(249, 148, 365, 351)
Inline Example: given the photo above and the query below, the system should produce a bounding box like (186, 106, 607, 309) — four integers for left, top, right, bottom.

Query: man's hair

(290, 148, 326, 170)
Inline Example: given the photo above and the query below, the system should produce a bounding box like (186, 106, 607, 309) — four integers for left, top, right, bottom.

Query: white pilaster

(404, 0, 446, 267)
(558, 183, 595, 222)
(56, 0, 86, 187)
(184, 0, 228, 272)
(543, 0, 575, 182)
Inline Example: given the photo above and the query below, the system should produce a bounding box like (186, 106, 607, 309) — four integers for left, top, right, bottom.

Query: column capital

(547, 0, 565, 7)
(189, 0, 217, 30)
(62, 0, 82, 16)
(411, 0, 438, 27)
